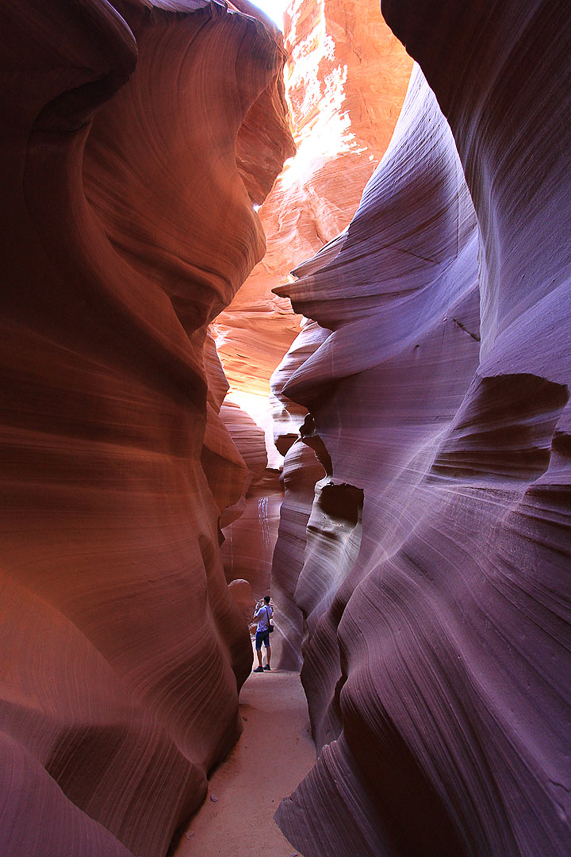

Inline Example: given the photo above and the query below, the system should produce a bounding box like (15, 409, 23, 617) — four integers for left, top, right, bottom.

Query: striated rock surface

(214, 0, 413, 399)
(219, 399, 283, 597)
(214, 0, 413, 668)
(273, 0, 571, 850)
(228, 577, 256, 631)
(270, 320, 329, 668)
(0, 1, 292, 855)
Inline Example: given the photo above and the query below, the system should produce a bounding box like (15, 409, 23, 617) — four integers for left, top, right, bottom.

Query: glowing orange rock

(0, 1, 292, 854)
(214, 0, 413, 399)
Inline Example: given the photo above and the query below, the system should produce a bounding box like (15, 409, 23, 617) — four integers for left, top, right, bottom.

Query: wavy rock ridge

(273, 1, 571, 855)
(0, 1, 293, 855)
(215, 0, 413, 668)
(214, 0, 413, 400)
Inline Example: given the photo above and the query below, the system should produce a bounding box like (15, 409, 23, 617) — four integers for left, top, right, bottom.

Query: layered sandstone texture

(214, 0, 412, 668)
(218, 399, 283, 603)
(273, 1, 571, 855)
(0, 1, 293, 855)
(214, 0, 413, 398)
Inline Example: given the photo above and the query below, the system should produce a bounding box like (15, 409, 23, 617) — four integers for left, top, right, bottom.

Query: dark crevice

(452, 316, 481, 341)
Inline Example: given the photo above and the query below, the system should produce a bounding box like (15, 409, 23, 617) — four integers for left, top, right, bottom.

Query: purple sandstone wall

(272, 2, 571, 854)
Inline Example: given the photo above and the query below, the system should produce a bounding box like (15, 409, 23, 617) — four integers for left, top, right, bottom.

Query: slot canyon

(1, 0, 570, 855)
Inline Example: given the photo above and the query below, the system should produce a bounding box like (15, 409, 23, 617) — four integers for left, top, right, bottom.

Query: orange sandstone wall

(0, 1, 292, 855)
(214, 0, 413, 397)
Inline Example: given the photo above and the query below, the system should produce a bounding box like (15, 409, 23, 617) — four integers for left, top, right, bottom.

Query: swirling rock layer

(0, 1, 292, 855)
(213, 0, 412, 668)
(214, 0, 413, 399)
(273, 1, 571, 854)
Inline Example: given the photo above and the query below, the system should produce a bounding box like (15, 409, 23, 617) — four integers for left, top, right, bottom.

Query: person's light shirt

(255, 604, 273, 632)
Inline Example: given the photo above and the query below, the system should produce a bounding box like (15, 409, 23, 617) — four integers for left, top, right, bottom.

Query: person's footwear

(253, 666, 264, 673)
(263, 665, 271, 671)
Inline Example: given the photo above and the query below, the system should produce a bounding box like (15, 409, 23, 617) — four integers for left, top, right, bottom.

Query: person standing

(253, 595, 273, 672)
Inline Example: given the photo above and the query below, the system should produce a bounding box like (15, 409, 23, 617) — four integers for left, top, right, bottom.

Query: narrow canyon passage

(1, 1, 570, 857)
(174, 670, 315, 857)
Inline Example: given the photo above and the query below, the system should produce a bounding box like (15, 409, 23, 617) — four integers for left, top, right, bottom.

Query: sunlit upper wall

(248, 0, 289, 28)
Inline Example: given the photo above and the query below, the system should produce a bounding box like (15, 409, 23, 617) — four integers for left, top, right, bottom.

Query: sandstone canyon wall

(214, 0, 413, 398)
(273, 1, 571, 855)
(0, 1, 293, 855)
(215, 0, 413, 667)
(3, 0, 570, 854)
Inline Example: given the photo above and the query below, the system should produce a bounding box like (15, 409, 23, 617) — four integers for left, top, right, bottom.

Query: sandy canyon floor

(175, 670, 315, 856)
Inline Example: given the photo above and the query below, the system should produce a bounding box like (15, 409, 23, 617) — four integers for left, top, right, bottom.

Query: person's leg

(254, 633, 264, 671)
(264, 636, 271, 670)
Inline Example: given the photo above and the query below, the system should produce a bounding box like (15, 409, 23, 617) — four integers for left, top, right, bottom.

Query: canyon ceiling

(1, 1, 570, 857)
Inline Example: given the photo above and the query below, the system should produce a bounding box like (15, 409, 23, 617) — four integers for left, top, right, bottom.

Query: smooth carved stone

(271, 439, 326, 670)
(218, 400, 283, 598)
(272, 63, 487, 854)
(270, 320, 331, 453)
(270, 319, 330, 668)
(220, 469, 283, 591)
(273, 0, 571, 852)
(228, 578, 256, 632)
(215, 0, 412, 673)
(203, 346, 252, 531)
(0, 1, 292, 855)
(214, 0, 413, 399)
(213, 0, 413, 679)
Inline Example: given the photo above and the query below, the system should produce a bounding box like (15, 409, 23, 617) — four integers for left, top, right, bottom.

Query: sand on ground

(174, 669, 315, 857)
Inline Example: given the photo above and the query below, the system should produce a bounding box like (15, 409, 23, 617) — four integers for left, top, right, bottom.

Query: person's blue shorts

(255, 630, 270, 649)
